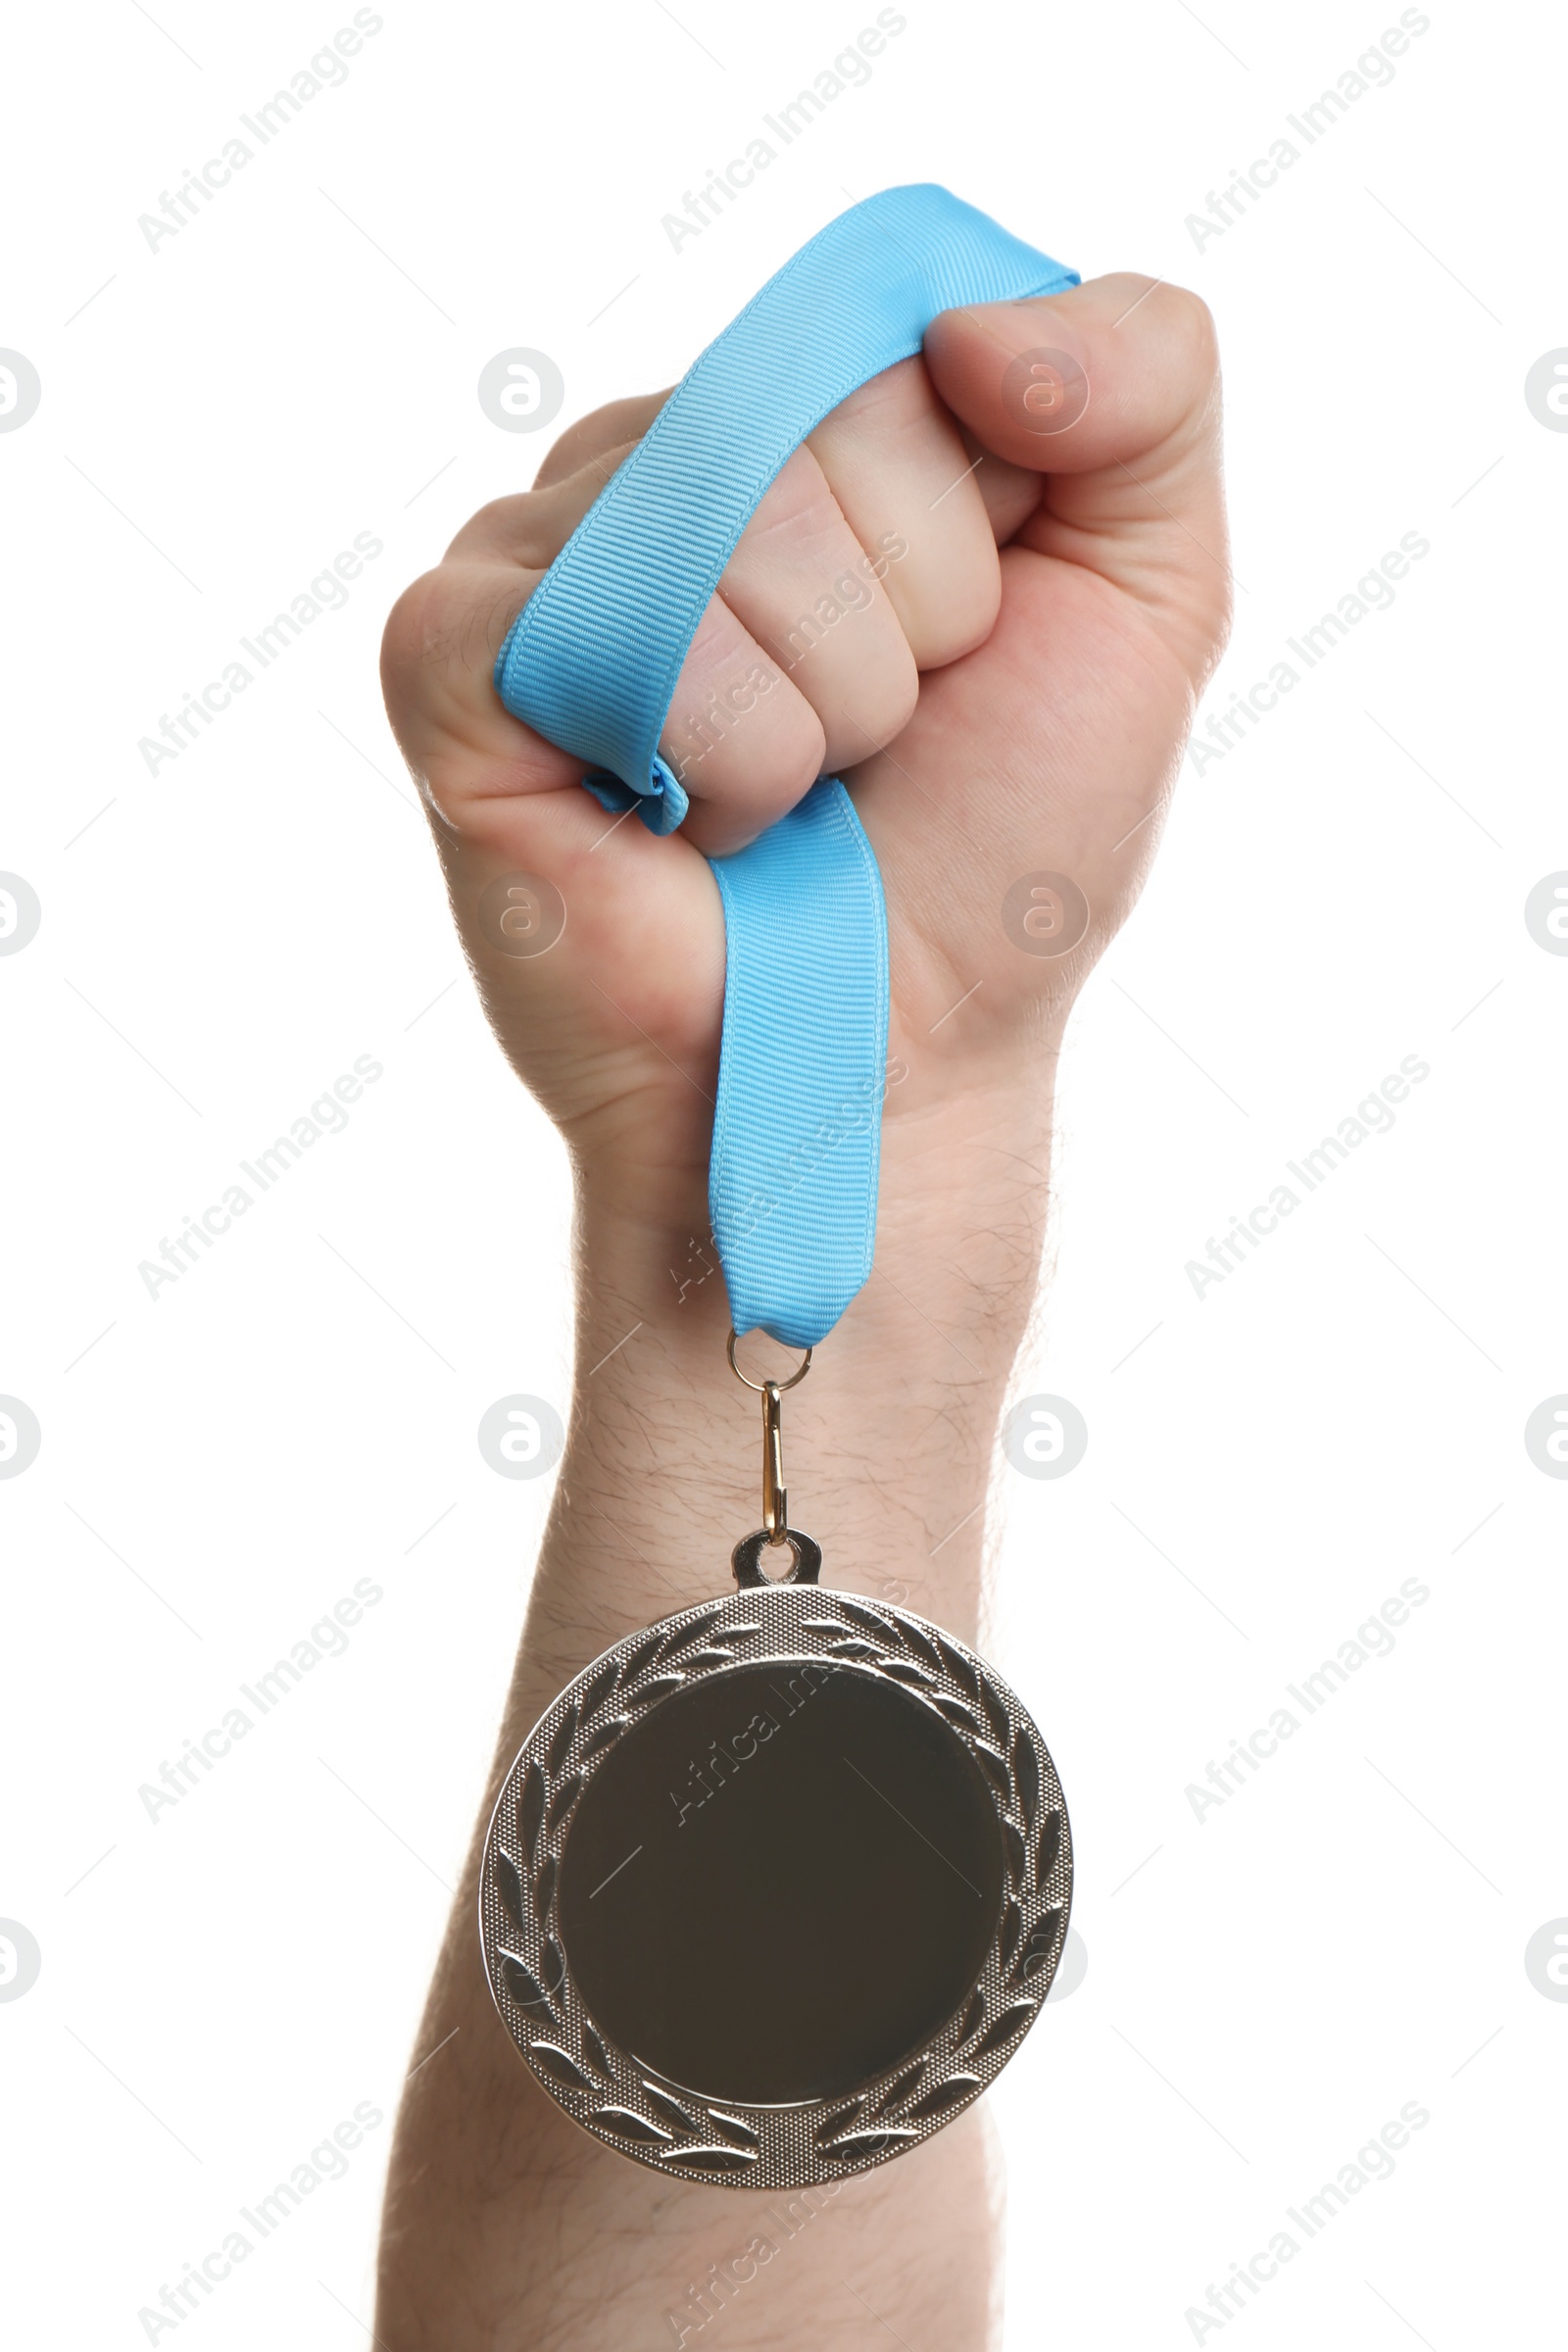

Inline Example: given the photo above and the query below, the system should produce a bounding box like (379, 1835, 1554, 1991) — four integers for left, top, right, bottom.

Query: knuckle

(381, 564, 523, 710)
(534, 391, 665, 487)
(851, 653, 920, 749)
(380, 568, 445, 693)
(540, 400, 620, 472)
(453, 488, 560, 568)
(906, 564, 1001, 672)
(465, 492, 527, 542)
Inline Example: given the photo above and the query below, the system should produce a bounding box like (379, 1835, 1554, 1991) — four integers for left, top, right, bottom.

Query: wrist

(522, 1054, 1058, 1690)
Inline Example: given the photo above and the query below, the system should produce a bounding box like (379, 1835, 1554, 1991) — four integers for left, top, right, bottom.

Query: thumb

(922, 275, 1230, 674)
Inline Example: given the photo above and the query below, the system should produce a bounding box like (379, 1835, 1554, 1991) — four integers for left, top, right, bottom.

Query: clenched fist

(381, 275, 1228, 1231)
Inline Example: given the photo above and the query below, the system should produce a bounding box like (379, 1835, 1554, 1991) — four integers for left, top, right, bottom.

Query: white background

(2, 0, 1564, 2343)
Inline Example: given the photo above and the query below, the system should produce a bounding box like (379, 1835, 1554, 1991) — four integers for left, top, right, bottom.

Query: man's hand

(374, 273, 1227, 2352)
(382, 277, 1227, 1222)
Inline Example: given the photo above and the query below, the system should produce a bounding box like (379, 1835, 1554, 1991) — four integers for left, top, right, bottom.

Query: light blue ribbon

(495, 185, 1075, 1344)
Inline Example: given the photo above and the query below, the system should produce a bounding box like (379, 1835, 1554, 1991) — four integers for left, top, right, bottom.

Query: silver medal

(479, 1345, 1072, 2189)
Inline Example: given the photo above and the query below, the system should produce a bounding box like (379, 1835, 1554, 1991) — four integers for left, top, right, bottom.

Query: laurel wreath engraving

(482, 1587, 1071, 2188)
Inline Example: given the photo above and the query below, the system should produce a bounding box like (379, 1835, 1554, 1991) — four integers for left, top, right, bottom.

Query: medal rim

(478, 1577, 1072, 2191)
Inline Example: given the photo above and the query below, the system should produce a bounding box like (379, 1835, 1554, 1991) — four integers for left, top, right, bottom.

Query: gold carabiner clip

(726, 1330, 811, 1549)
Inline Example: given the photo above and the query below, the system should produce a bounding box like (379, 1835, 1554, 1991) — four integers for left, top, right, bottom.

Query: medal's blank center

(555, 1658, 1005, 2105)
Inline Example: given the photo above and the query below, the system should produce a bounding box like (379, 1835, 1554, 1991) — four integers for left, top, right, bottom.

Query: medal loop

(730, 1527, 823, 1588)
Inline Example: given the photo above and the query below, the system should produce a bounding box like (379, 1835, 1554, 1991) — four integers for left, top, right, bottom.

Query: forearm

(375, 1057, 1059, 2348)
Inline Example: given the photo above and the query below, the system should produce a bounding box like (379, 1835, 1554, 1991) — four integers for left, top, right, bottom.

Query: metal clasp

(726, 1330, 812, 1556)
